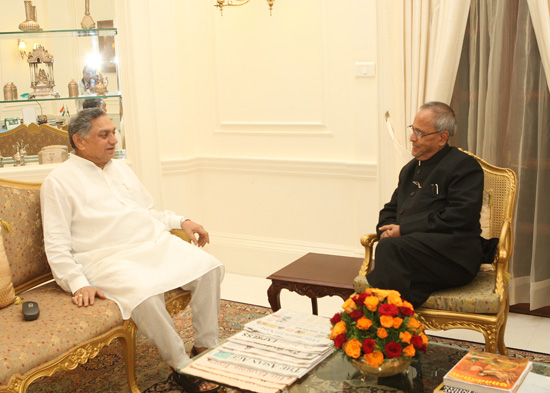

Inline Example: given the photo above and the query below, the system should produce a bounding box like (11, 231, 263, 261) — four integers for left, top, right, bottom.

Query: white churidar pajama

(41, 154, 224, 369)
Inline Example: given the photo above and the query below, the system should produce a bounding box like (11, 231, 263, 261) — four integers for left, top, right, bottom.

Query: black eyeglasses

(407, 125, 443, 139)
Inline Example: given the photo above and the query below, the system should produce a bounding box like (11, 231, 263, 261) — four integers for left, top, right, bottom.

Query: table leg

(311, 297, 318, 315)
(267, 282, 282, 312)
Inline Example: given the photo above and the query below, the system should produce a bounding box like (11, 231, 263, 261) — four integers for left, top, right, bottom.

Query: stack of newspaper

(180, 309, 334, 393)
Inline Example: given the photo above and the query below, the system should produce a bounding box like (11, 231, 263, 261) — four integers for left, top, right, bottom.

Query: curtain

(377, 0, 470, 202)
(451, 0, 550, 309)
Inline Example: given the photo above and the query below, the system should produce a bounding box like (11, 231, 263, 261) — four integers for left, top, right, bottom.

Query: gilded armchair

(354, 150, 517, 355)
(0, 178, 191, 393)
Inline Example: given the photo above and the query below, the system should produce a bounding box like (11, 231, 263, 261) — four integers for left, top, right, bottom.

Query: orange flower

(380, 315, 394, 328)
(330, 320, 347, 339)
(420, 332, 429, 346)
(343, 338, 362, 358)
(387, 291, 403, 307)
(356, 316, 373, 330)
(393, 317, 403, 329)
(364, 350, 384, 367)
(377, 327, 388, 339)
(342, 297, 357, 314)
(402, 300, 414, 310)
(407, 317, 422, 331)
(403, 344, 416, 357)
(364, 296, 379, 312)
(399, 331, 412, 344)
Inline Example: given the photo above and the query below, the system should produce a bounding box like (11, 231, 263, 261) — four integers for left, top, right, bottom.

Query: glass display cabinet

(0, 0, 123, 170)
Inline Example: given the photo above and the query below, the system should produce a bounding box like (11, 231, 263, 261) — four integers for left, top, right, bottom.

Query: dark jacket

(377, 145, 484, 275)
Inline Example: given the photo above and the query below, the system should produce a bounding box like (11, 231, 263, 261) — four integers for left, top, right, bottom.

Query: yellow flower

(380, 315, 394, 328)
(356, 316, 373, 330)
(365, 295, 379, 312)
(330, 320, 347, 339)
(342, 297, 357, 314)
(377, 327, 388, 339)
(393, 317, 403, 329)
(343, 338, 362, 358)
(364, 350, 384, 367)
(372, 288, 390, 301)
(399, 331, 412, 344)
(387, 291, 403, 307)
(403, 344, 416, 357)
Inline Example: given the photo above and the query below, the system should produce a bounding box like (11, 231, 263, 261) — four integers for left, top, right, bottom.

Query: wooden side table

(266, 253, 364, 315)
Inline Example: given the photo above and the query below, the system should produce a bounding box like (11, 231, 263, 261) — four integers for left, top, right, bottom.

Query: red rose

(353, 292, 368, 307)
(349, 309, 364, 321)
(385, 341, 403, 358)
(411, 335, 427, 353)
(362, 338, 377, 354)
(400, 306, 414, 316)
(334, 333, 348, 348)
(378, 303, 399, 316)
(330, 313, 342, 325)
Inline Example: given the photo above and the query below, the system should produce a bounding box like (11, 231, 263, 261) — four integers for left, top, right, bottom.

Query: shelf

(0, 28, 117, 39)
(1, 93, 122, 104)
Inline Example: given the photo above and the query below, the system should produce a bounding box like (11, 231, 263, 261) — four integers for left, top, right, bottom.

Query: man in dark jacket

(366, 101, 484, 308)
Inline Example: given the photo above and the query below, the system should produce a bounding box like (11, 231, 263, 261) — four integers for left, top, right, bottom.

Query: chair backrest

(0, 123, 72, 156)
(0, 179, 52, 293)
(461, 149, 518, 259)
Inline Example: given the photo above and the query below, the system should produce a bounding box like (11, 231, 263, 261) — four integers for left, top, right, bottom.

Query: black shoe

(171, 369, 219, 393)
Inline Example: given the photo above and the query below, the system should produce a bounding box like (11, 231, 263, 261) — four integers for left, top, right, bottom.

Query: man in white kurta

(40, 108, 224, 379)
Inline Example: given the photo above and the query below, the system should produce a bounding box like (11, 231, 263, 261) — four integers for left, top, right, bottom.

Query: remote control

(22, 301, 40, 321)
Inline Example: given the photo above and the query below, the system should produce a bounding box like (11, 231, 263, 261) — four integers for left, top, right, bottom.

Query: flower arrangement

(330, 288, 428, 368)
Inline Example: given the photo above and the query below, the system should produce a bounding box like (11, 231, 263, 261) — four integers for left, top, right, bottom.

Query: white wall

(2, 0, 382, 278)
(135, 0, 381, 276)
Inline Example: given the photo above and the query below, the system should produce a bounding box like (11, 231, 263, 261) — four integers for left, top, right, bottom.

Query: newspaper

(189, 355, 297, 385)
(228, 330, 329, 354)
(244, 309, 332, 346)
(218, 341, 324, 367)
(182, 365, 282, 393)
(180, 309, 335, 390)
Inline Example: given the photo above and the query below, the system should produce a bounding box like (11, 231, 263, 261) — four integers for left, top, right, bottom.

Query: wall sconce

(215, 0, 275, 16)
(18, 39, 28, 59)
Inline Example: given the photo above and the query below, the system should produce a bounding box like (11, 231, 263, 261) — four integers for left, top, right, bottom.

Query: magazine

(434, 381, 482, 392)
(443, 350, 533, 393)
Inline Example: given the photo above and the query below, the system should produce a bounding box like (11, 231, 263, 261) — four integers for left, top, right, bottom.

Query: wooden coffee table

(266, 253, 363, 315)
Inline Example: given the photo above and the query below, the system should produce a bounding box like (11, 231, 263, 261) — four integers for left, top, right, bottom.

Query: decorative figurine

(81, 0, 96, 29)
(19, 1, 42, 31)
(13, 141, 29, 167)
(94, 73, 109, 95)
(27, 45, 59, 99)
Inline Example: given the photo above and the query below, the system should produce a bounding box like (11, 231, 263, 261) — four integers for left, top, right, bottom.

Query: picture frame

(98, 20, 116, 72)
(4, 117, 21, 130)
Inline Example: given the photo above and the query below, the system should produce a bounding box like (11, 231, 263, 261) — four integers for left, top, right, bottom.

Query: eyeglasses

(407, 125, 443, 139)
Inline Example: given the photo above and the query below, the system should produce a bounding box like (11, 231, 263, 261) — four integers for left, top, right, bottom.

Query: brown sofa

(0, 178, 191, 393)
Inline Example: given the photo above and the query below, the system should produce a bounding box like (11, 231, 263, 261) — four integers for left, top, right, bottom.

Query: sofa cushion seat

(0, 281, 123, 386)
(353, 270, 500, 315)
(420, 271, 500, 314)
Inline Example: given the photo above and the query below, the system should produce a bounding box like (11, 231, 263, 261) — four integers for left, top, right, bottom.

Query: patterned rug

(24, 301, 550, 393)
(26, 300, 271, 393)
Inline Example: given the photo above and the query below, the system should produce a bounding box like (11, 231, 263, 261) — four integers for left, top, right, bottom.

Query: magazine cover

(443, 350, 532, 393)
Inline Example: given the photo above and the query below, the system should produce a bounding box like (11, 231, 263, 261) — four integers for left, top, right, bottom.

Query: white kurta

(40, 154, 222, 319)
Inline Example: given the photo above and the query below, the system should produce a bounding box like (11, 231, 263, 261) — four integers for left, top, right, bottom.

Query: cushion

(0, 281, 123, 386)
(0, 230, 15, 309)
(421, 271, 500, 314)
(480, 189, 493, 239)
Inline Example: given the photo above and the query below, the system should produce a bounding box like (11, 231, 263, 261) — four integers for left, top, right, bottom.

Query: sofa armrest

(359, 233, 379, 276)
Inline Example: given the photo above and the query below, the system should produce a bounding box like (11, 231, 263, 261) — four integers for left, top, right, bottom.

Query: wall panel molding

(161, 156, 377, 179)
(210, 230, 364, 259)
